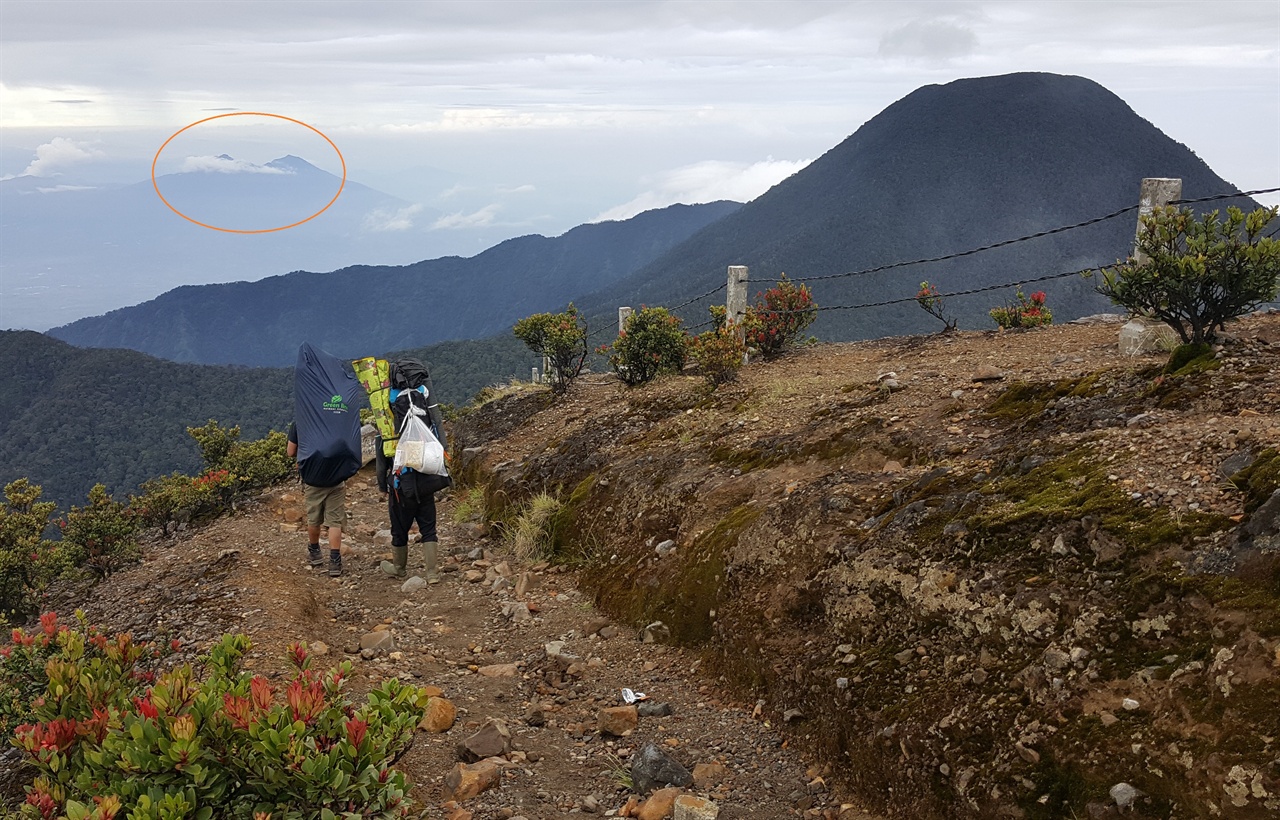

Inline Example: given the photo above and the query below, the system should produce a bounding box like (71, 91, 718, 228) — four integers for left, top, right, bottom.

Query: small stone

(1109, 782, 1142, 810)
(1099, 711, 1118, 727)
(459, 718, 512, 761)
(637, 787, 681, 820)
(359, 631, 395, 653)
(1122, 698, 1140, 711)
(632, 743, 693, 793)
(419, 697, 457, 733)
(477, 663, 519, 678)
(643, 622, 671, 644)
(310, 641, 329, 656)
(674, 794, 720, 820)
(691, 762, 727, 789)
(782, 708, 805, 723)
(598, 625, 619, 639)
(524, 703, 546, 727)
(638, 701, 673, 718)
(443, 761, 501, 801)
(581, 795, 601, 814)
(599, 705, 639, 736)
(401, 576, 428, 593)
(971, 366, 1005, 382)
(464, 570, 485, 583)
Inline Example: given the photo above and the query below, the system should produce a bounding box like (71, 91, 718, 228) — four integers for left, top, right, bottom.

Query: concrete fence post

(618, 306, 633, 334)
(726, 266, 748, 326)
(727, 265, 750, 363)
(1134, 178, 1182, 265)
(531, 366, 539, 384)
(541, 356, 550, 383)
(1120, 177, 1184, 355)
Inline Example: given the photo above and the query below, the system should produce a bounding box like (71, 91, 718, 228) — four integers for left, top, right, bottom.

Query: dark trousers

(388, 471, 444, 546)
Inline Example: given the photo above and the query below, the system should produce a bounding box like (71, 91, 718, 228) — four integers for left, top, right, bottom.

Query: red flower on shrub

(134, 695, 159, 720)
(287, 677, 326, 724)
(250, 675, 274, 711)
(346, 717, 367, 748)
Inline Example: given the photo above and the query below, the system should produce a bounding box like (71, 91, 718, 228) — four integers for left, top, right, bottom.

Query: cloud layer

(595, 158, 812, 222)
(21, 137, 104, 177)
(179, 155, 292, 174)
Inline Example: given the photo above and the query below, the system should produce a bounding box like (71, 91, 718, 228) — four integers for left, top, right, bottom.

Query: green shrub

(58, 485, 140, 579)
(689, 322, 746, 386)
(10, 619, 430, 818)
(989, 289, 1053, 329)
(0, 611, 171, 744)
(131, 472, 230, 533)
(513, 303, 588, 393)
(0, 480, 60, 625)
(600, 306, 688, 386)
(187, 420, 240, 471)
(1095, 205, 1280, 344)
(743, 274, 816, 356)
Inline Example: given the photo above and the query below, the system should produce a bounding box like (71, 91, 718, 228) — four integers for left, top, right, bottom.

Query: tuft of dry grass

(507, 492, 562, 561)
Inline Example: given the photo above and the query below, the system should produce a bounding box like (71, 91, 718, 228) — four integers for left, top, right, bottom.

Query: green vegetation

(1, 423, 296, 625)
(512, 304, 588, 394)
(0, 331, 293, 510)
(984, 375, 1100, 420)
(1095, 205, 1280, 345)
(688, 321, 746, 387)
(4, 617, 429, 818)
(743, 274, 817, 357)
(506, 491, 564, 561)
(988, 289, 1053, 329)
(600, 306, 688, 386)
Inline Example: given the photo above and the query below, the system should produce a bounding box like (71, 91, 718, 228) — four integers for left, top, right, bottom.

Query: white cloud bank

(431, 204, 500, 230)
(179, 155, 292, 174)
(20, 137, 104, 177)
(594, 158, 812, 223)
(362, 203, 423, 232)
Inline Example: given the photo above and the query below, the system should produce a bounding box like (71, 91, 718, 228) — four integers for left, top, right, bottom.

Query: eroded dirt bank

(457, 314, 1280, 819)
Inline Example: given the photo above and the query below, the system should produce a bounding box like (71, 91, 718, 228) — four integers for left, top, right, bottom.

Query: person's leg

(303, 485, 325, 567)
(415, 480, 439, 583)
(381, 487, 410, 579)
(322, 484, 346, 576)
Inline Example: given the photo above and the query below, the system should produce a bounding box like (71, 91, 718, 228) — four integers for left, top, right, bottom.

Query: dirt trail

(72, 465, 878, 820)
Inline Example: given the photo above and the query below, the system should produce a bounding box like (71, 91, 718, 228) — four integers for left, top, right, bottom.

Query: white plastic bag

(393, 408, 446, 475)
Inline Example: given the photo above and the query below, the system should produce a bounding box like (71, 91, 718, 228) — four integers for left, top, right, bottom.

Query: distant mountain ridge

(573, 72, 1260, 337)
(1, 155, 440, 330)
(50, 201, 741, 366)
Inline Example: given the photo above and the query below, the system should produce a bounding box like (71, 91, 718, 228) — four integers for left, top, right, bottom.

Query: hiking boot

(307, 544, 324, 568)
(421, 540, 439, 584)
(328, 553, 343, 577)
(380, 545, 408, 578)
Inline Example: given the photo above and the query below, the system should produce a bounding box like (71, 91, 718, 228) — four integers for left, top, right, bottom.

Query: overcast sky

(3, 0, 1278, 246)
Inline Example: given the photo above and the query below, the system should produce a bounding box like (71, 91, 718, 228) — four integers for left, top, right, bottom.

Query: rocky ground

(9, 310, 1280, 820)
(31, 464, 876, 820)
(452, 311, 1280, 819)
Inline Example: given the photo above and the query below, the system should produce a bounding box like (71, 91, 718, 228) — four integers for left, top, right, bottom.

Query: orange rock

(637, 787, 681, 820)
(422, 685, 445, 698)
(442, 761, 501, 802)
(418, 697, 457, 733)
(691, 761, 728, 788)
(620, 795, 641, 817)
(477, 662, 519, 677)
(598, 704, 638, 736)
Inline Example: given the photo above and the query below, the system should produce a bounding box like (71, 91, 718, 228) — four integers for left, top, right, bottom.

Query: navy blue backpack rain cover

(294, 343, 363, 488)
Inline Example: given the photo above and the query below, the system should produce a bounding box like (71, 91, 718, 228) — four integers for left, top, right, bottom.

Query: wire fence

(578, 184, 1280, 345)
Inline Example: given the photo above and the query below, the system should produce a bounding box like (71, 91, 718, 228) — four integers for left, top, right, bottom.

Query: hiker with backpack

(288, 344, 364, 577)
(380, 359, 451, 583)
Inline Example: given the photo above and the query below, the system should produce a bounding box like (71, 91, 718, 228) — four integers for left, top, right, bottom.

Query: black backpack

(389, 359, 431, 391)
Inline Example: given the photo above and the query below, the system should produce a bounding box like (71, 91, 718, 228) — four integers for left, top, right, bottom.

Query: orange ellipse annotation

(151, 112, 346, 234)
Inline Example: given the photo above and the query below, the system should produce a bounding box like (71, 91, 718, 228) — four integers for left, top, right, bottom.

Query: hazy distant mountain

(576, 72, 1260, 336)
(49, 201, 741, 366)
(0, 155, 446, 330)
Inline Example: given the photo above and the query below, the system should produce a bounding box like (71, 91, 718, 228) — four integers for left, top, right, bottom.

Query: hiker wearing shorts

(288, 423, 347, 577)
